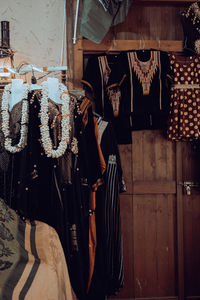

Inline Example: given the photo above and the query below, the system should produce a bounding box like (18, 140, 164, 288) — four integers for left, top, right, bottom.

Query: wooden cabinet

(117, 133, 200, 300)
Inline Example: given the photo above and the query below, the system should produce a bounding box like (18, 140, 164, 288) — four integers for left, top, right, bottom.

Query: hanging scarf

(80, 0, 133, 44)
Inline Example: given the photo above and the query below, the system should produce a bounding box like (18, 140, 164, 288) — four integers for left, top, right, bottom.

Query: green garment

(80, 0, 133, 44)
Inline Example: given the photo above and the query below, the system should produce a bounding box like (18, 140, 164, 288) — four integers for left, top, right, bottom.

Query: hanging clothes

(87, 116, 106, 293)
(167, 53, 200, 141)
(82, 54, 118, 119)
(63, 97, 104, 300)
(80, 0, 133, 44)
(82, 54, 127, 190)
(6, 91, 66, 239)
(87, 117, 124, 300)
(180, 1, 200, 55)
(0, 197, 73, 300)
(106, 50, 171, 144)
(0, 88, 105, 300)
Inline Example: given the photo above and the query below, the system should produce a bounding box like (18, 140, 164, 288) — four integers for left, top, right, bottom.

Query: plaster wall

(0, 0, 66, 81)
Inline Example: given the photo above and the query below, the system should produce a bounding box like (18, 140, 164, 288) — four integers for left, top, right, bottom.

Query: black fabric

(64, 98, 104, 300)
(77, 98, 103, 188)
(9, 93, 63, 233)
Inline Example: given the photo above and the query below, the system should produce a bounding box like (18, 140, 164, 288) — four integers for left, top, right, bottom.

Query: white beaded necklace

(39, 81, 71, 158)
(1, 83, 29, 153)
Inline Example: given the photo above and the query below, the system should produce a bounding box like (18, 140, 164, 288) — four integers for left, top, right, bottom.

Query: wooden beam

(132, 180, 176, 195)
(78, 39, 183, 53)
(73, 39, 83, 89)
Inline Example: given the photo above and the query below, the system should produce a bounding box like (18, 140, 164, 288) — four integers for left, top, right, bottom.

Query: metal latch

(179, 181, 200, 196)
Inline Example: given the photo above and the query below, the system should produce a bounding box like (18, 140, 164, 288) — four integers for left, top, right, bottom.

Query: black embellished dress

(107, 50, 171, 144)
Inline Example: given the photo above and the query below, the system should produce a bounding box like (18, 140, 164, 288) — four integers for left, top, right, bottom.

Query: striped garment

(0, 198, 73, 300)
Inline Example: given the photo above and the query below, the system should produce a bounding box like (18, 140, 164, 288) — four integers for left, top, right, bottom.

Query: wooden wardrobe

(67, 1, 200, 299)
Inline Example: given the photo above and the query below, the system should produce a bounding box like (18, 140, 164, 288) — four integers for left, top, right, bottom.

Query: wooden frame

(73, 39, 183, 88)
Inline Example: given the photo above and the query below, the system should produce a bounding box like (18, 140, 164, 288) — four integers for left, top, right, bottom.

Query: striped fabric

(104, 155, 124, 295)
(0, 198, 73, 300)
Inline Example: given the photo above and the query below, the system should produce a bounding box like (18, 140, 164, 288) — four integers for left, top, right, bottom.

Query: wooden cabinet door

(115, 130, 200, 300)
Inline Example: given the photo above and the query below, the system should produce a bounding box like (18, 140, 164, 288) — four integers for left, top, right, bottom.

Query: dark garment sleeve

(77, 98, 103, 189)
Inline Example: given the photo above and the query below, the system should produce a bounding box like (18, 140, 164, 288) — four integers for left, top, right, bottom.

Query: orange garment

(87, 116, 106, 293)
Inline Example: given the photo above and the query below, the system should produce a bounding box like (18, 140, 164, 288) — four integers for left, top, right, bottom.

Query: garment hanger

(47, 77, 62, 104)
(8, 78, 25, 111)
(29, 65, 42, 90)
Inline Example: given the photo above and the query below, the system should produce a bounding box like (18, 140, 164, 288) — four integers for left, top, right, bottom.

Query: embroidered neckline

(130, 51, 159, 95)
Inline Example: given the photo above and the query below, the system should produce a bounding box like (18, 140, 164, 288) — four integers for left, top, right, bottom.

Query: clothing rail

(0, 65, 67, 74)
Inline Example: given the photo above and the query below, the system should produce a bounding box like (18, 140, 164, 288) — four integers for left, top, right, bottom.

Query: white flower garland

(40, 81, 71, 158)
(1, 83, 29, 153)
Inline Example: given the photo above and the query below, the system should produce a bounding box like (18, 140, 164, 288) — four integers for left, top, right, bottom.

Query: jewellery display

(39, 81, 71, 158)
(1, 83, 29, 153)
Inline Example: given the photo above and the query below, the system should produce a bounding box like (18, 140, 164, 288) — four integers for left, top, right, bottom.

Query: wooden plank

(133, 195, 148, 297)
(176, 142, 184, 300)
(166, 139, 176, 181)
(143, 131, 157, 180)
(132, 180, 176, 194)
(113, 4, 184, 40)
(184, 195, 200, 297)
(73, 39, 83, 89)
(132, 131, 144, 181)
(79, 40, 183, 53)
(132, 130, 176, 182)
(133, 195, 176, 297)
(119, 144, 133, 194)
(181, 142, 200, 297)
(156, 196, 176, 295)
(182, 142, 200, 182)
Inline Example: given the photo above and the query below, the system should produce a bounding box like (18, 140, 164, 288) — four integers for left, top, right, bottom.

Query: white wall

(0, 0, 66, 81)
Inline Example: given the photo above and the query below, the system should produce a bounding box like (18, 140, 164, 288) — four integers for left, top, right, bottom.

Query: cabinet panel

(132, 130, 176, 182)
(133, 194, 176, 298)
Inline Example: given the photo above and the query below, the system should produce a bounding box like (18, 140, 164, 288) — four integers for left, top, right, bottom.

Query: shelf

(76, 39, 183, 53)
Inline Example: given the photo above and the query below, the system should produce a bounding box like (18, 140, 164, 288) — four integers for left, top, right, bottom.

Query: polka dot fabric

(167, 53, 200, 141)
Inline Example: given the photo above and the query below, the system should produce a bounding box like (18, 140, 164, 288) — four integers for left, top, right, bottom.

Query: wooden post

(73, 38, 83, 89)
(66, 0, 74, 90)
